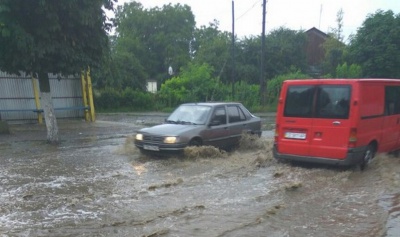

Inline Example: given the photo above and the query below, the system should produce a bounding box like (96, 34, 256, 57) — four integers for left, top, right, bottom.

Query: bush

(267, 71, 310, 104)
(227, 81, 260, 109)
(121, 87, 156, 110)
(158, 62, 223, 107)
(94, 87, 121, 109)
(95, 87, 156, 111)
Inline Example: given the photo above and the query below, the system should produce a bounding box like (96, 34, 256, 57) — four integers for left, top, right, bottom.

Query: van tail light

(274, 124, 279, 143)
(348, 128, 357, 147)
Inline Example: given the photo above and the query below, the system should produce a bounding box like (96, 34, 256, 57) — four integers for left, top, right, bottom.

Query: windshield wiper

(178, 120, 197, 125)
(165, 119, 177, 124)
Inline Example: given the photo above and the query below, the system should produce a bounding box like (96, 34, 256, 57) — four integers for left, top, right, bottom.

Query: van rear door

(309, 85, 351, 159)
(278, 82, 351, 160)
(279, 85, 315, 157)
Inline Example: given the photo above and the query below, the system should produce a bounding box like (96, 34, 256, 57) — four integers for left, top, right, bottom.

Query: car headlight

(164, 136, 177, 144)
(135, 133, 143, 141)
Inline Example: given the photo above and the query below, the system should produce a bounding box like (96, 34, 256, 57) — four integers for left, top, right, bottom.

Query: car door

(203, 106, 231, 148)
(227, 105, 250, 145)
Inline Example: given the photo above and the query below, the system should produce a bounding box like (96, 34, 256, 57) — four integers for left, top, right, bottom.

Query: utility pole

(231, 0, 235, 99)
(260, 0, 267, 106)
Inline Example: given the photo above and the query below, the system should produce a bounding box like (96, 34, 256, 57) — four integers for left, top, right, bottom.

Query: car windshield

(166, 105, 211, 125)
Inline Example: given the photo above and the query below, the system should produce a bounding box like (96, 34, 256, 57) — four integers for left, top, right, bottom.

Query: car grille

(143, 135, 164, 143)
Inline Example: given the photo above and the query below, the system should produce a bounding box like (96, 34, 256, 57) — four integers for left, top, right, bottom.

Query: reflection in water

(380, 193, 400, 237)
(132, 164, 147, 175)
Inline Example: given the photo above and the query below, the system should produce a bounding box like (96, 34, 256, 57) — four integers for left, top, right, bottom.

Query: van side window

(228, 105, 247, 123)
(385, 86, 400, 115)
(316, 86, 350, 119)
(284, 86, 315, 118)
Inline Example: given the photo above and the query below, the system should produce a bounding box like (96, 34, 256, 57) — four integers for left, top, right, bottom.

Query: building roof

(305, 27, 329, 39)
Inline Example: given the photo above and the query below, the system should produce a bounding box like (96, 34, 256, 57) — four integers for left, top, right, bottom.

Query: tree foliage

(111, 2, 195, 88)
(348, 10, 400, 78)
(267, 70, 310, 103)
(0, 0, 114, 80)
(263, 27, 308, 79)
(321, 36, 347, 76)
(191, 21, 231, 83)
(0, 0, 115, 143)
(336, 63, 362, 78)
(158, 62, 223, 107)
(330, 8, 345, 42)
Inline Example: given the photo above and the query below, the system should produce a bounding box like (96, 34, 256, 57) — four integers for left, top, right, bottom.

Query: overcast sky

(117, 0, 400, 43)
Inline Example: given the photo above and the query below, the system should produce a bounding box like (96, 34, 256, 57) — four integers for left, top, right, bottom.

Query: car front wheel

(189, 138, 202, 147)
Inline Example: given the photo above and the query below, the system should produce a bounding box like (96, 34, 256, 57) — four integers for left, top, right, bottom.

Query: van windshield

(284, 85, 350, 119)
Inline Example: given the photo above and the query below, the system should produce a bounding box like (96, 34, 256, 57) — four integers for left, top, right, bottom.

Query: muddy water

(0, 119, 399, 236)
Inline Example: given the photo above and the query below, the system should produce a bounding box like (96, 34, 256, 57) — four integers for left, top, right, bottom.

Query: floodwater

(0, 115, 399, 237)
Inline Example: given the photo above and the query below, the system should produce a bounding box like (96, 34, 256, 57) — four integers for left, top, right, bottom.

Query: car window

(228, 105, 247, 123)
(167, 105, 212, 124)
(212, 107, 227, 125)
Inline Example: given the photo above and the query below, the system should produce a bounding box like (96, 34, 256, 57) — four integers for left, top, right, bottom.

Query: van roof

(283, 78, 400, 84)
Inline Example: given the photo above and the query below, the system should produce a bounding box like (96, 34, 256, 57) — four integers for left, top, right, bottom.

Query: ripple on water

(380, 193, 400, 237)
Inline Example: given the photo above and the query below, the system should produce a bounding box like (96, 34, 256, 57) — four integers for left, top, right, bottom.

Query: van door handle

(333, 121, 341, 125)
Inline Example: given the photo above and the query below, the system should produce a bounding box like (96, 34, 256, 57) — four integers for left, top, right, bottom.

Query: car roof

(181, 102, 243, 107)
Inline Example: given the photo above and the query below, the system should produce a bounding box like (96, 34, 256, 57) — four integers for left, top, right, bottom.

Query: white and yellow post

(81, 70, 90, 122)
(31, 75, 43, 124)
(86, 67, 96, 122)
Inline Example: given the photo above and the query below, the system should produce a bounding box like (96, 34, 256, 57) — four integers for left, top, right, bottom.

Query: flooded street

(0, 114, 399, 236)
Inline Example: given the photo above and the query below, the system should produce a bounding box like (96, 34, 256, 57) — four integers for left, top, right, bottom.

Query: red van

(273, 79, 400, 169)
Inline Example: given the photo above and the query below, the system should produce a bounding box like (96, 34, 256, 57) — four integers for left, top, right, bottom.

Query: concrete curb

(0, 121, 10, 134)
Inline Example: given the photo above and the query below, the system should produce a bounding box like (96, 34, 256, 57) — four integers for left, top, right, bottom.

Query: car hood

(139, 124, 202, 136)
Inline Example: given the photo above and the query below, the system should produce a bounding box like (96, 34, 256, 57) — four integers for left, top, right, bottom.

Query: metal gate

(0, 71, 94, 124)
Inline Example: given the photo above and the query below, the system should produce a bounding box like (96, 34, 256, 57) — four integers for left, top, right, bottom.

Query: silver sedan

(134, 102, 262, 153)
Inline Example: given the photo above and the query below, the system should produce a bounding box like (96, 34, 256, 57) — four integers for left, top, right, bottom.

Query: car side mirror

(209, 120, 221, 126)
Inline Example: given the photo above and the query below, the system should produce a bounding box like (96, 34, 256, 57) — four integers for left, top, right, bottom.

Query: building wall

(0, 72, 85, 123)
(305, 28, 328, 66)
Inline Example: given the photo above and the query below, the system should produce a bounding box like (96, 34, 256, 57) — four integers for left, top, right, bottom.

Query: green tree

(0, 0, 114, 143)
(330, 8, 345, 42)
(267, 70, 310, 104)
(112, 2, 151, 89)
(158, 62, 223, 107)
(113, 2, 196, 88)
(192, 21, 231, 83)
(236, 37, 262, 85)
(348, 10, 400, 78)
(322, 36, 347, 76)
(263, 28, 308, 79)
(194, 27, 308, 87)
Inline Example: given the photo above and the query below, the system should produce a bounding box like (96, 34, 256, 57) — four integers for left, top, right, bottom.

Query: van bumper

(273, 144, 366, 166)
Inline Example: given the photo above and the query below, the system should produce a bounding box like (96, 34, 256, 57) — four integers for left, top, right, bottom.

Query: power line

(236, 0, 262, 21)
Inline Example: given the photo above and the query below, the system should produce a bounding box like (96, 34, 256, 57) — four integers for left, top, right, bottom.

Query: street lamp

(168, 66, 174, 76)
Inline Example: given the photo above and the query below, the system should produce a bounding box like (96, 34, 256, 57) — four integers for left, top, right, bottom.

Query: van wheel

(360, 145, 374, 171)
